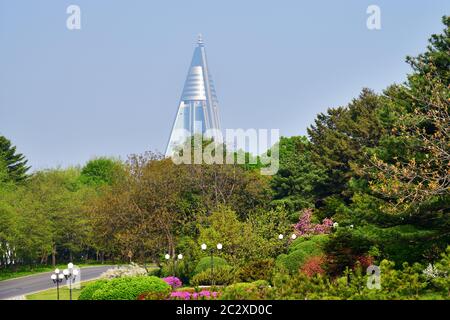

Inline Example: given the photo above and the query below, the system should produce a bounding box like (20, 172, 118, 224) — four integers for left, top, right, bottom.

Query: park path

(0, 265, 113, 299)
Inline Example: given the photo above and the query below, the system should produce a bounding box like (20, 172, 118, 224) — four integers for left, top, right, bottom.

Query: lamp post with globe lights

(50, 268, 65, 300)
(200, 243, 223, 287)
(62, 262, 79, 301)
(278, 233, 298, 251)
(164, 253, 183, 277)
(278, 233, 297, 241)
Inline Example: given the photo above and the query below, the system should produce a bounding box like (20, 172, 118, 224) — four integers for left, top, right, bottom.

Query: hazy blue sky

(1, 0, 449, 170)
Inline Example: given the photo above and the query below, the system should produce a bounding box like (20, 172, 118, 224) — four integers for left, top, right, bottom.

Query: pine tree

(0, 136, 30, 182)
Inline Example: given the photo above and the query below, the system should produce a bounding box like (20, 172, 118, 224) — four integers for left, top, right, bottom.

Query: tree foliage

(0, 136, 30, 182)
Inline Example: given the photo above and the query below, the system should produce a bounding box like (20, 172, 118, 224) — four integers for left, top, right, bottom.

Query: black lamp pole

(63, 263, 79, 301)
(165, 253, 183, 277)
(51, 269, 64, 300)
(210, 249, 214, 287)
(201, 243, 222, 287)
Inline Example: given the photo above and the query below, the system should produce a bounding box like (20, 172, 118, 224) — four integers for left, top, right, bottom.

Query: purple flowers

(162, 276, 182, 289)
(169, 290, 219, 300)
(294, 208, 333, 236)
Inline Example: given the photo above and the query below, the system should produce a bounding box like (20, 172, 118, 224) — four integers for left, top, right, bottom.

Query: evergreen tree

(0, 136, 30, 182)
(306, 89, 385, 213)
(271, 136, 325, 214)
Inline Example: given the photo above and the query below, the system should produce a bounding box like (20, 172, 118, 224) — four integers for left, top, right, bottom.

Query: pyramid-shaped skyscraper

(166, 35, 221, 156)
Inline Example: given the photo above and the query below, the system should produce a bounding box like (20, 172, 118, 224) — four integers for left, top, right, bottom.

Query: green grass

(26, 280, 96, 300)
(0, 261, 114, 282)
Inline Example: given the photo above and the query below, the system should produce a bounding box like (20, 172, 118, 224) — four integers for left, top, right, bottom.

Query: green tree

(406, 16, 450, 87)
(0, 136, 30, 182)
(356, 17, 450, 259)
(16, 168, 91, 265)
(306, 89, 385, 215)
(80, 157, 124, 186)
(271, 136, 326, 213)
(198, 207, 276, 266)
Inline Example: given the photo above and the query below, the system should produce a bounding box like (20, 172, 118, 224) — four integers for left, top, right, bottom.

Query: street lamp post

(62, 262, 79, 301)
(278, 233, 297, 241)
(164, 253, 183, 277)
(50, 268, 64, 300)
(278, 233, 297, 251)
(201, 243, 222, 287)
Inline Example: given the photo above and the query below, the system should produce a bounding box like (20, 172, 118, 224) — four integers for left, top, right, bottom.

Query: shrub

(221, 280, 271, 300)
(193, 256, 229, 275)
(300, 256, 325, 277)
(431, 246, 450, 297)
(294, 208, 333, 236)
(190, 265, 236, 286)
(271, 259, 445, 300)
(289, 234, 329, 253)
(356, 255, 374, 269)
(100, 263, 148, 279)
(78, 279, 108, 300)
(162, 276, 182, 289)
(169, 290, 219, 300)
(324, 228, 372, 276)
(235, 259, 275, 282)
(147, 267, 161, 277)
(277, 239, 324, 273)
(160, 259, 191, 282)
(90, 276, 171, 300)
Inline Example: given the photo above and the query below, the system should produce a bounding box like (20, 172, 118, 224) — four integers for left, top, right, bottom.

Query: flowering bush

(169, 290, 219, 300)
(300, 256, 325, 277)
(162, 276, 182, 288)
(100, 263, 148, 279)
(294, 209, 333, 236)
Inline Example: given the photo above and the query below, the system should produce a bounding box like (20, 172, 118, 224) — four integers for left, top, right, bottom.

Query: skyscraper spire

(197, 33, 204, 45)
(165, 35, 222, 157)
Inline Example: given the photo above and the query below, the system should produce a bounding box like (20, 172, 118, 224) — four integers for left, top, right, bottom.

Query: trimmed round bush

(193, 256, 228, 275)
(89, 276, 171, 300)
(190, 265, 235, 286)
(78, 279, 108, 300)
(289, 234, 329, 253)
(277, 239, 324, 273)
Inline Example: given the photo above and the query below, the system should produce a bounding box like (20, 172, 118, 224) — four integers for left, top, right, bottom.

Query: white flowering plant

(100, 263, 148, 279)
(422, 264, 443, 279)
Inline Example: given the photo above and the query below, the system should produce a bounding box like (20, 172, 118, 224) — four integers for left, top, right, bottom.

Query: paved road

(0, 265, 114, 299)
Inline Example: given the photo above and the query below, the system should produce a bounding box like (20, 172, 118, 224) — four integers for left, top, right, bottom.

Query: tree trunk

(51, 246, 56, 267)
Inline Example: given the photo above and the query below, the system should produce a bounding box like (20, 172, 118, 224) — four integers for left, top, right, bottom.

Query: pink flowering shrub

(294, 208, 333, 236)
(169, 290, 219, 300)
(162, 276, 182, 289)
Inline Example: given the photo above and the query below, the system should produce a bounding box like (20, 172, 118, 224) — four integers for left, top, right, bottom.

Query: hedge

(80, 276, 171, 300)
